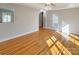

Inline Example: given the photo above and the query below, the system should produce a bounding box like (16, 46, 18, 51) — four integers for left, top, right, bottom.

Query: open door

(39, 12, 44, 28)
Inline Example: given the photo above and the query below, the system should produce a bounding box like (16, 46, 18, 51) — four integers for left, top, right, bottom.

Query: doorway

(39, 12, 44, 28)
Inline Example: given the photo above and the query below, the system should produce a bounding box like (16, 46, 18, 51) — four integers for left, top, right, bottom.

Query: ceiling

(18, 3, 79, 10)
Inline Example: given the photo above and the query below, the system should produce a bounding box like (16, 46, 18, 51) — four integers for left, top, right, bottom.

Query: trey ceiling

(18, 3, 79, 10)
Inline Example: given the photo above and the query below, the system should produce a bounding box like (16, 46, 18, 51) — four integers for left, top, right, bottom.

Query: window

(62, 24, 69, 35)
(0, 8, 14, 23)
(2, 12, 11, 23)
(52, 14, 59, 31)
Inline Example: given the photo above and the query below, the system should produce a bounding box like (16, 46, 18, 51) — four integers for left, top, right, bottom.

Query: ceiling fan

(43, 3, 56, 10)
(44, 3, 56, 7)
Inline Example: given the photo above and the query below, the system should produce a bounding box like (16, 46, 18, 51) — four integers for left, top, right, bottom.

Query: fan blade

(50, 3, 56, 7)
(44, 3, 49, 6)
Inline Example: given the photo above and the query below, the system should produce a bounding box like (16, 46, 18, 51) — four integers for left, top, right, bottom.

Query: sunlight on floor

(50, 45, 60, 54)
(46, 38, 60, 54)
(58, 32, 79, 47)
(56, 41, 72, 54)
(68, 36, 79, 46)
(70, 34, 79, 40)
(47, 38, 54, 47)
(46, 36, 72, 55)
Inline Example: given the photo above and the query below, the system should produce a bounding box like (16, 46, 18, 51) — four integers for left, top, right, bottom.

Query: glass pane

(7, 14, 11, 22)
(2, 12, 11, 23)
(2, 13, 8, 22)
(52, 14, 59, 31)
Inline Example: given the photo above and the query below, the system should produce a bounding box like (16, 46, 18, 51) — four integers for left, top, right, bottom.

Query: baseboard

(0, 29, 38, 42)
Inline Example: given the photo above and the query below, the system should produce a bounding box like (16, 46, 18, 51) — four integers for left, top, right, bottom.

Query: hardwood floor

(0, 28, 79, 55)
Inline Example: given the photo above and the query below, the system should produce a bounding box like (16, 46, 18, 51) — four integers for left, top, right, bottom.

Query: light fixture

(43, 3, 56, 11)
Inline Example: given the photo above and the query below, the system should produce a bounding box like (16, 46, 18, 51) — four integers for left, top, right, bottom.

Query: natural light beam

(50, 45, 60, 55)
(46, 36, 72, 55)
(46, 38, 54, 47)
(68, 36, 79, 46)
(56, 41, 72, 55)
(62, 24, 69, 35)
(70, 34, 79, 40)
(57, 31, 79, 47)
(51, 36, 57, 42)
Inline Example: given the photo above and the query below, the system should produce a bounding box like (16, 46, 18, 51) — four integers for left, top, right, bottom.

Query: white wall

(61, 8, 79, 34)
(0, 3, 39, 42)
(46, 8, 79, 34)
(46, 10, 62, 30)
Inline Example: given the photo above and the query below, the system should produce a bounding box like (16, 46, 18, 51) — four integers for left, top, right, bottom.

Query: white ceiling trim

(17, 3, 79, 10)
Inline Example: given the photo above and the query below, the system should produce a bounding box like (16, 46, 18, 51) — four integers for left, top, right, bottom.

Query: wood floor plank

(0, 28, 79, 55)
